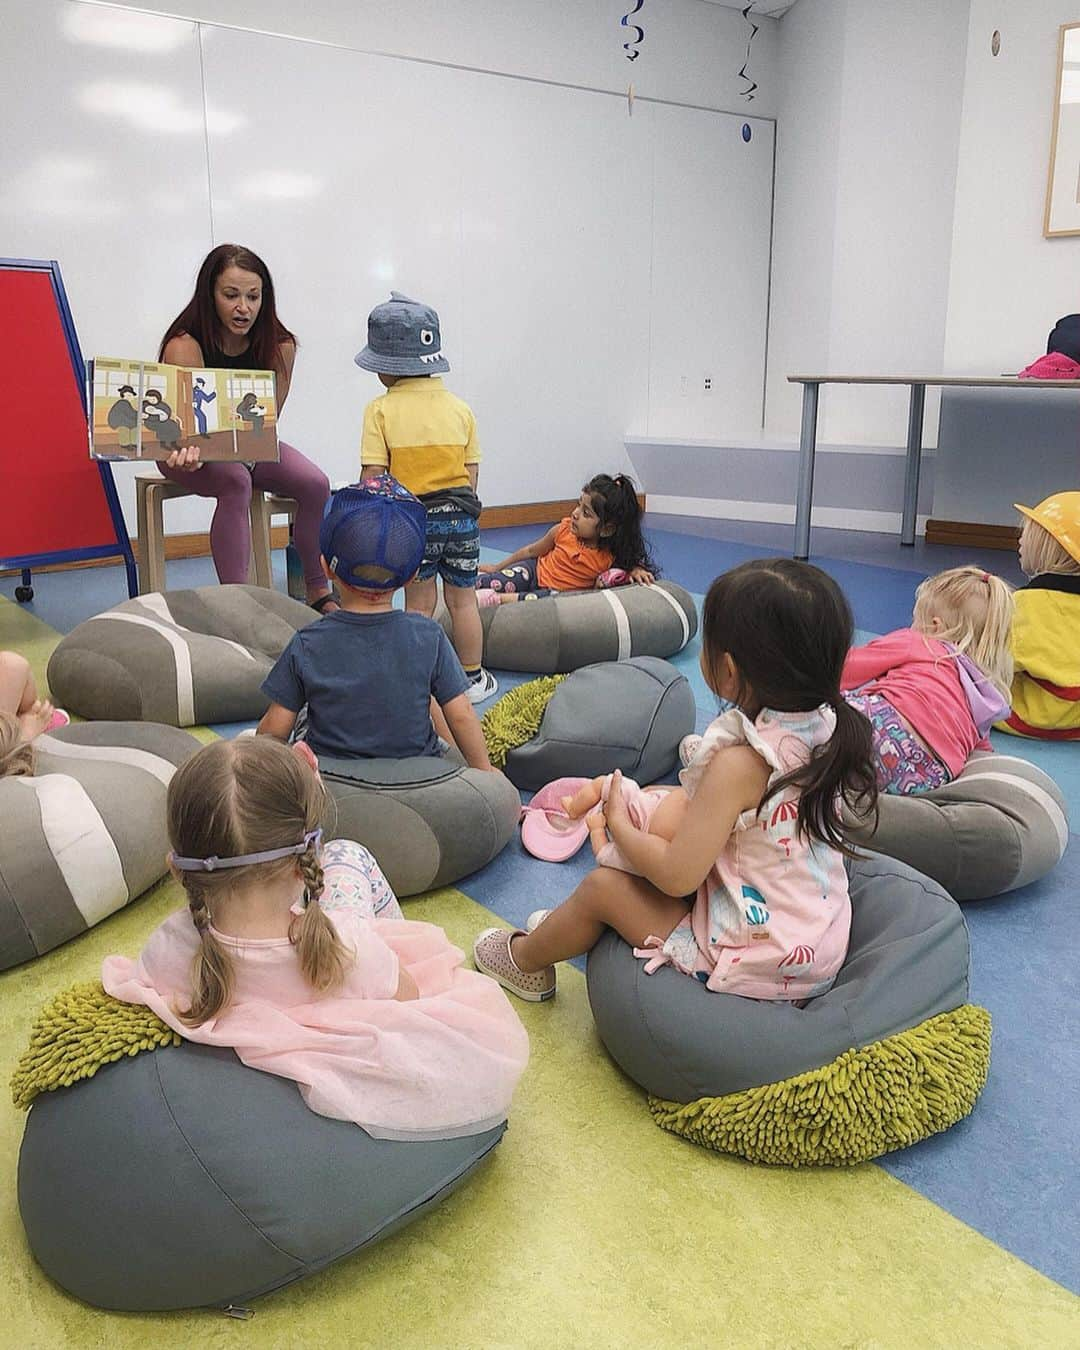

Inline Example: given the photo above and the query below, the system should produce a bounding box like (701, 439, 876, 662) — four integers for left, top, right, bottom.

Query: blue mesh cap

(354, 291, 451, 376)
(319, 476, 428, 590)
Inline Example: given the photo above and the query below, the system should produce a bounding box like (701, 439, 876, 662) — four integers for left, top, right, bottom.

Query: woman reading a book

(158, 244, 337, 613)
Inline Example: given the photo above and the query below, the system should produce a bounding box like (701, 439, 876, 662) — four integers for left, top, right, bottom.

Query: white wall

(766, 0, 970, 446)
(0, 0, 780, 539)
(103, 0, 779, 119)
(944, 1, 1080, 373)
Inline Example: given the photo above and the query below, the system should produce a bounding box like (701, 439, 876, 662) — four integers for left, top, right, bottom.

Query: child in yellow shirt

(1000, 491, 1080, 739)
(356, 293, 496, 704)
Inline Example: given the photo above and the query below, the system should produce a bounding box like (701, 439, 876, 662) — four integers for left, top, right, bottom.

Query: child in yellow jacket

(999, 492, 1080, 739)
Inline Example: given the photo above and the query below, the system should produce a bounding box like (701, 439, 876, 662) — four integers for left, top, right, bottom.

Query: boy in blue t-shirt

(258, 475, 493, 769)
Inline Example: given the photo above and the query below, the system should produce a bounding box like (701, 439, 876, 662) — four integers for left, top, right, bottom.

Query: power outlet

(703, 376, 713, 392)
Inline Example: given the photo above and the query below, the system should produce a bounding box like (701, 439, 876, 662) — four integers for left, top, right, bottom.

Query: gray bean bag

(47, 585, 315, 727)
(844, 751, 1070, 900)
(437, 581, 698, 673)
(320, 754, 521, 896)
(500, 656, 695, 791)
(0, 721, 199, 970)
(586, 854, 991, 1165)
(18, 1040, 504, 1311)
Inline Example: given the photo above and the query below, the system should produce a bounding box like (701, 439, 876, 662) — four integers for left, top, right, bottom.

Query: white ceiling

(698, 0, 798, 16)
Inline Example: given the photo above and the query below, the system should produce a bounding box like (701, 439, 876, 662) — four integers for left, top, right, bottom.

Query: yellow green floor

(3, 598, 1079, 1347)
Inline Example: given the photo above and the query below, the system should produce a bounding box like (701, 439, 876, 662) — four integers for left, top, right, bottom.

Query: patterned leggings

(475, 557, 551, 597)
(319, 838, 403, 920)
(843, 690, 951, 795)
(158, 440, 330, 589)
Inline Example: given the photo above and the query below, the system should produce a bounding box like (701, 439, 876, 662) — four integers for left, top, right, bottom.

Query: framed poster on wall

(1044, 22, 1080, 236)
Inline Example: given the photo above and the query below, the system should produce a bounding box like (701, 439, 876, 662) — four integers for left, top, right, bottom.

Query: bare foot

(563, 779, 604, 819)
(18, 698, 54, 744)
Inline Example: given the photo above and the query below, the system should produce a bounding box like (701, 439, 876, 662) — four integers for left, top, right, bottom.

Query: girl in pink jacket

(840, 566, 1013, 795)
(103, 736, 528, 1141)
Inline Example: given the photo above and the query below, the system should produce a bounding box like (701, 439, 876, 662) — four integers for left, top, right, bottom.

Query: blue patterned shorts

(417, 503, 480, 587)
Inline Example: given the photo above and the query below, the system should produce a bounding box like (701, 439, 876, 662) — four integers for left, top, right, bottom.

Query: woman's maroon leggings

(158, 441, 330, 589)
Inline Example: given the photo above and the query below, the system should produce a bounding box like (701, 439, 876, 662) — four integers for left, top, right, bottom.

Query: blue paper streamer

(738, 2, 759, 100)
(621, 0, 644, 62)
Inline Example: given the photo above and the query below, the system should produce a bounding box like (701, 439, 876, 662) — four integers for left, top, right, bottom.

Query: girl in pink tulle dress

(103, 737, 528, 1141)
(474, 560, 879, 1004)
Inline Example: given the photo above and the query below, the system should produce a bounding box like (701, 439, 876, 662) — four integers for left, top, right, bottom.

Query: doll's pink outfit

(102, 841, 528, 1141)
(598, 707, 852, 1001)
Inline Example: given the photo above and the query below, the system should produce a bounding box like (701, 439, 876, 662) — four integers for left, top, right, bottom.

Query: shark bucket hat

(355, 292, 451, 377)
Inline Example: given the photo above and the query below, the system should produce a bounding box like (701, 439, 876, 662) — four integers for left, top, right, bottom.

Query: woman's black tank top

(199, 342, 254, 369)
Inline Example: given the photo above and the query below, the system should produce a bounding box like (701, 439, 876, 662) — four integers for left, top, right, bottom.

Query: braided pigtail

(178, 884, 235, 1027)
(291, 837, 349, 995)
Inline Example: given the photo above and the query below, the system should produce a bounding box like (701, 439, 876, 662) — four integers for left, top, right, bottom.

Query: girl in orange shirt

(476, 474, 656, 605)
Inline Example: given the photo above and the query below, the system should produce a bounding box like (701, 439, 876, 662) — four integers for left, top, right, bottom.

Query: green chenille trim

(11, 980, 180, 1109)
(648, 1004, 992, 1167)
(481, 674, 568, 768)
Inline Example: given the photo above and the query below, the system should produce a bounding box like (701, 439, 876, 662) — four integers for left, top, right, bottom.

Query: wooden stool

(134, 475, 295, 596)
(249, 492, 299, 591)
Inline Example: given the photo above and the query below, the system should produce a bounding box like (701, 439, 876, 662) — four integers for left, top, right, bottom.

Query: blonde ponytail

(179, 890, 235, 1026)
(291, 838, 348, 995)
(0, 711, 34, 779)
(913, 566, 1015, 699)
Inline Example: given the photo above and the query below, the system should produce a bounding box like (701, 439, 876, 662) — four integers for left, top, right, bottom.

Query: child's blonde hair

(167, 737, 347, 1027)
(0, 711, 34, 779)
(1019, 517, 1080, 578)
(912, 566, 1014, 698)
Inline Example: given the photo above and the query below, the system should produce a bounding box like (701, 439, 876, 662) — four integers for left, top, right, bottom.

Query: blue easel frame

(0, 258, 137, 600)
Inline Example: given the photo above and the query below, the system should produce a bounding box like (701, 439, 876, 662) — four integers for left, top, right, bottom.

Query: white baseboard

(646, 494, 929, 536)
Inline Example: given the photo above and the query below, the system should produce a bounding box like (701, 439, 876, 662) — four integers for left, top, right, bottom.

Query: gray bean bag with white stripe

(437, 582, 698, 673)
(319, 754, 521, 896)
(844, 751, 1069, 901)
(0, 722, 199, 969)
(19, 1041, 504, 1311)
(504, 656, 696, 791)
(47, 585, 315, 727)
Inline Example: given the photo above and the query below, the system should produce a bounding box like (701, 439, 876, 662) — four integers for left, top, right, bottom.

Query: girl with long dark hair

(475, 472, 656, 603)
(474, 559, 878, 1003)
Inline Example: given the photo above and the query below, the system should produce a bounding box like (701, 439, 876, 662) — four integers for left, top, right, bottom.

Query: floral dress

(646, 706, 852, 1001)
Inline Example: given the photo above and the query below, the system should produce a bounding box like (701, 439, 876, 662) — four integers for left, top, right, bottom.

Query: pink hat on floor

(520, 777, 593, 862)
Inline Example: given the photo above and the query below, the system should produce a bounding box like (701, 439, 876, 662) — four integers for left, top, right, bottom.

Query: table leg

(901, 382, 926, 546)
(794, 382, 820, 560)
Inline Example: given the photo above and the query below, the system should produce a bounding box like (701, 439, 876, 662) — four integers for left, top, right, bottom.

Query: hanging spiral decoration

(738, 2, 759, 100)
(621, 0, 644, 62)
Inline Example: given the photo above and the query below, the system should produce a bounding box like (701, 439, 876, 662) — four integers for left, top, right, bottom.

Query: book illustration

(88, 357, 279, 463)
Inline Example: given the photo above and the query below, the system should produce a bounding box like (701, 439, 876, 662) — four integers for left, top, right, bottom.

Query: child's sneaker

(678, 733, 702, 768)
(474, 927, 555, 1001)
(525, 909, 550, 932)
(45, 708, 70, 732)
(466, 668, 499, 704)
(476, 588, 502, 609)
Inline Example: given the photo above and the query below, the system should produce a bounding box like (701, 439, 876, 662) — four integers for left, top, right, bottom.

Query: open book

(88, 357, 280, 463)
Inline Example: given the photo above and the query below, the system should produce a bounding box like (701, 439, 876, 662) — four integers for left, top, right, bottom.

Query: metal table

(787, 374, 1080, 560)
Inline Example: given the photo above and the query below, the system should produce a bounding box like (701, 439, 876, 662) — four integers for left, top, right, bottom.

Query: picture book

(88, 357, 280, 463)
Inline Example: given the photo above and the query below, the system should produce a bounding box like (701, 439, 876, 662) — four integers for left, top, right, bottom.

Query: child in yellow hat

(999, 491, 1080, 739)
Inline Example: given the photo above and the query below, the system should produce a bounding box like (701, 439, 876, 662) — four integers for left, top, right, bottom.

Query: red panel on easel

(0, 270, 116, 557)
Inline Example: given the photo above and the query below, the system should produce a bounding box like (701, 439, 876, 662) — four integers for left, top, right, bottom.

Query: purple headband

(170, 827, 323, 873)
